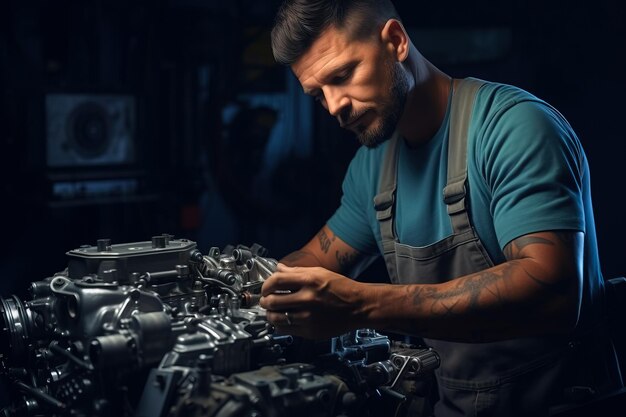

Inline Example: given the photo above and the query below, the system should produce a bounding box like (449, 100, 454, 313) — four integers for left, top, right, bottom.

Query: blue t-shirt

(327, 80, 604, 328)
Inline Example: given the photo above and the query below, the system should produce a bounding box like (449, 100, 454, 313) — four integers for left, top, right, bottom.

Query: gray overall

(373, 78, 573, 416)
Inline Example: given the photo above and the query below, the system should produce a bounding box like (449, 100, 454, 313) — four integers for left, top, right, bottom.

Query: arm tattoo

(413, 262, 516, 315)
(425, 232, 577, 316)
(504, 233, 576, 294)
(409, 231, 579, 340)
(335, 250, 358, 271)
(508, 231, 581, 298)
(504, 236, 554, 260)
(317, 229, 336, 254)
(521, 264, 570, 295)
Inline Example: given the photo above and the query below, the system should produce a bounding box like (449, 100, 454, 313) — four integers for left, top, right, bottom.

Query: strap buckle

(443, 182, 466, 205)
(373, 190, 395, 211)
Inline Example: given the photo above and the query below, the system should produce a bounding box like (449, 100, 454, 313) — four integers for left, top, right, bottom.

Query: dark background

(0, 0, 624, 299)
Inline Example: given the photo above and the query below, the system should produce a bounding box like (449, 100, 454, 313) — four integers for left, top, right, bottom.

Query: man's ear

(380, 19, 409, 62)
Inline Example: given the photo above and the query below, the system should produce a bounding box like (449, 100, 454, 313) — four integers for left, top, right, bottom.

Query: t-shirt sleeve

(327, 148, 380, 254)
(477, 100, 586, 249)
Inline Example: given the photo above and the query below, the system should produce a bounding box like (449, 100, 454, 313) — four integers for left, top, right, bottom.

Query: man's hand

(261, 230, 583, 342)
(260, 263, 371, 339)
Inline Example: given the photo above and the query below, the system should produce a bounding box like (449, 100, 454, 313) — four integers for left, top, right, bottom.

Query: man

(259, 1, 621, 415)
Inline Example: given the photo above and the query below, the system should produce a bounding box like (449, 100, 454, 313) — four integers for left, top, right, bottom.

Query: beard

(355, 62, 409, 148)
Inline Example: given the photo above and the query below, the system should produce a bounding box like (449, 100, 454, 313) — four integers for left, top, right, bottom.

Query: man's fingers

(276, 262, 297, 272)
(260, 292, 307, 311)
(261, 270, 307, 296)
(266, 310, 318, 339)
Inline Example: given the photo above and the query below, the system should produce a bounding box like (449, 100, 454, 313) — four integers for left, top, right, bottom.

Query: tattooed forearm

(317, 229, 336, 254)
(335, 250, 358, 271)
(397, 231, 583, 341)
(413, 261, 517, 317)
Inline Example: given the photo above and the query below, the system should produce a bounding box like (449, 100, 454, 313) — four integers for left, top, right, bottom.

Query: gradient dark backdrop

(1, 0, 624, 299)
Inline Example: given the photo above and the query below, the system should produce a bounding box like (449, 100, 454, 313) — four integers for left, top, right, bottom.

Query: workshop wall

(0, 0, 624, 298)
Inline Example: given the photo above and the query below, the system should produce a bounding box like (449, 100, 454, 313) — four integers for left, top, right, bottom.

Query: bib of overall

(373, 78, 572, 416)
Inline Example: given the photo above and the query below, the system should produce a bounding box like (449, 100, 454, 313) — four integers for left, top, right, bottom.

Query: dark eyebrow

(302, 61, 358, 95)
(322, 61, 357, 83)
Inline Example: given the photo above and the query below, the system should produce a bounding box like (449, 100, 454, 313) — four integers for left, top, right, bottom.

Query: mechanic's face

(292, 23, 409, 148)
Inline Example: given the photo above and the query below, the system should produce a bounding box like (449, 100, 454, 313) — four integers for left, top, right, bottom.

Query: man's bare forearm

(280, 250, 325, 267)
(362, 260, 573, 341)
(280, 226, 364, 273)
(360, 232, 582, 342)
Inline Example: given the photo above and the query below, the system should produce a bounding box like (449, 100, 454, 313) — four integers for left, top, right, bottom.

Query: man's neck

(397, 49, 452, 148)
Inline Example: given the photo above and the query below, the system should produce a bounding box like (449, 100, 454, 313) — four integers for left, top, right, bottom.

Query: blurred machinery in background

(46, 94, 135, 168)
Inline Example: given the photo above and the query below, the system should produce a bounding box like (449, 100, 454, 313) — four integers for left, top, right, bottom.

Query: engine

(0, 235, 439, 417)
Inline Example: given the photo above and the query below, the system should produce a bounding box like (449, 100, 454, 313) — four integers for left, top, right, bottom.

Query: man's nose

(323, 87, 350, 117)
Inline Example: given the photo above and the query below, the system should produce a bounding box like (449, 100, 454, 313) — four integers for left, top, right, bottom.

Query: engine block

(0, 235, 439, 417)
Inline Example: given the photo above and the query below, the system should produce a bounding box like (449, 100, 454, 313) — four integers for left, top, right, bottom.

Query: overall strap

(373, 130, 401, 255)
(444, 78, 485, 235)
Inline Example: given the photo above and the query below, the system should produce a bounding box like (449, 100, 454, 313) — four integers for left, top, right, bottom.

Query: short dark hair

(271, 0, 401, 65)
